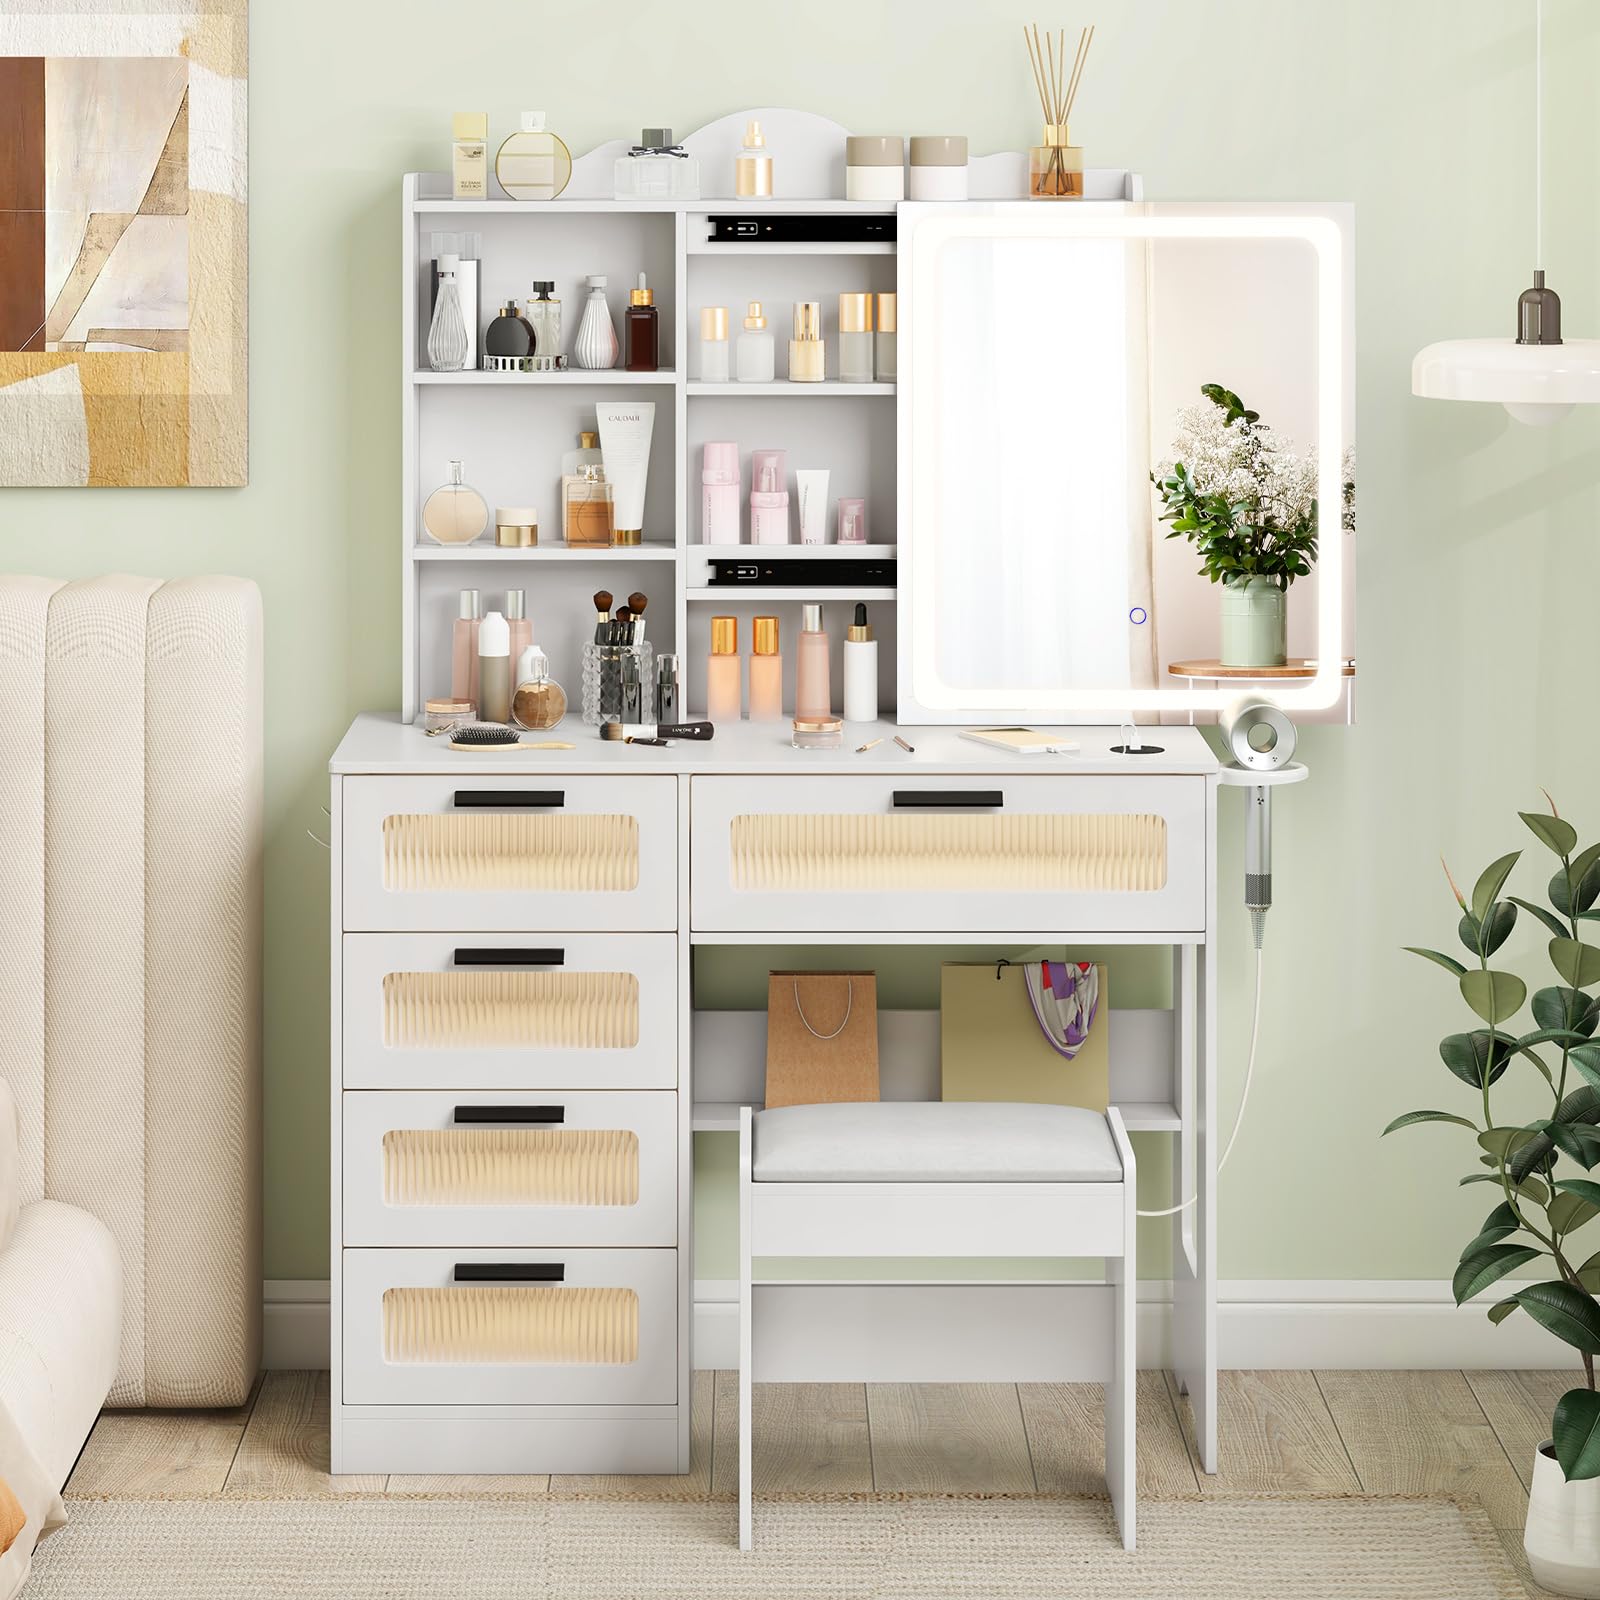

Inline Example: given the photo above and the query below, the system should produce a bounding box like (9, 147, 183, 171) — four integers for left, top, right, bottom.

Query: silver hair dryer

(1218, 698, 1298, 941)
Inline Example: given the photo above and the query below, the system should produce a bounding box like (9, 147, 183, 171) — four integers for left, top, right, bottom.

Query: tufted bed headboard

(0, 575, 262, 1407)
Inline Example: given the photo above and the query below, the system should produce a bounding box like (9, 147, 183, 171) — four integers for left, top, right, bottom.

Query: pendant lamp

(1411, 0, 1600, 425)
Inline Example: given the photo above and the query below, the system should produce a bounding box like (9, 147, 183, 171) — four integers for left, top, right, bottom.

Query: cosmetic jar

(423, 697, 475, 732)
(495, 506, 538, 547)
(791, 715, 844, 752)
(837, 497, 867, 545)
(845, 136, 905, 203)
(909, 136, 969, 200)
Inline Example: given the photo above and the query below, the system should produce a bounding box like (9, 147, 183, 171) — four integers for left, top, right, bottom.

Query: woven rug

(25, 1492, 1526, 1599)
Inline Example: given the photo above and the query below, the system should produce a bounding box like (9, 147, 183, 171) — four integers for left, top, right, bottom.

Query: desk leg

(1172, 939, 1219, 1474)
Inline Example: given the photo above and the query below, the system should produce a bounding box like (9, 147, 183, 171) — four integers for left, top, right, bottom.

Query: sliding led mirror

(897, 202, 1354, 723)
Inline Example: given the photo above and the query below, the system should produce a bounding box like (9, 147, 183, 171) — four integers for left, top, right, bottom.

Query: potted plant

(1152, 383, 1355, 669)
(1387, 798, 1600, 1597)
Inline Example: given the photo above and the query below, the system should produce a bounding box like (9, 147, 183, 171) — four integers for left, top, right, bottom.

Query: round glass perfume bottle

(421, 460, 488, 545)
(512, 646, 568, 732)
(495, 112, 573, 201)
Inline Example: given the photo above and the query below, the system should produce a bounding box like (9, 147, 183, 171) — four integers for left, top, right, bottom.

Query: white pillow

(0, 1082, 18, 1255)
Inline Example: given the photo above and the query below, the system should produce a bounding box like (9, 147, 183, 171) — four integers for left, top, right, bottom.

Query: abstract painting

(0, 2, 247, 486)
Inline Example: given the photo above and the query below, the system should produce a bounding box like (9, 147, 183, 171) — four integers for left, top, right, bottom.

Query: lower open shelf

(692, 1098, 1181, 1133)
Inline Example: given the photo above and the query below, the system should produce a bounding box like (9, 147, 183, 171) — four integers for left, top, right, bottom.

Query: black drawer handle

(452, 1105, 565, 1125)
(453, 1263, 565, 1284)
(452, 789, 565, 808)
(892, 790, 1004, 809)
(453, 947, 565, 967)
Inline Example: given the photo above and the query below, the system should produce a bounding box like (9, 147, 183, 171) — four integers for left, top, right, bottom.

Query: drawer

(342, 1089, 678, 1247)
(690, 774, 1206, 933)
(342, 775, 677, 932)
(342, 933, 677, 1090)
(342, 1247, 677, 1407)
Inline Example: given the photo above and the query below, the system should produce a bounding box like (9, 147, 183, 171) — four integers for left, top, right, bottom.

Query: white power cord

(1136, 944, 1265, 1218)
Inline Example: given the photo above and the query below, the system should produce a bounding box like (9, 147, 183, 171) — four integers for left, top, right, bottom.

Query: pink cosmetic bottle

(794, 602, 831, 719)
(750, 448, 790, 545)
(702, 441, 741, 543)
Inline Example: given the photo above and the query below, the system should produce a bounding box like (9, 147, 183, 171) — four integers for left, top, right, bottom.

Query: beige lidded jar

(909, 136, 969, 200)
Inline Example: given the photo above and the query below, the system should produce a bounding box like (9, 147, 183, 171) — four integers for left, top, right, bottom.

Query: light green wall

(1, 1, 1596, 1282)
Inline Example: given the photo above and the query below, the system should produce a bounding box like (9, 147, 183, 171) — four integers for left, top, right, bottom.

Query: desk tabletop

(331, 713, 1222, 778)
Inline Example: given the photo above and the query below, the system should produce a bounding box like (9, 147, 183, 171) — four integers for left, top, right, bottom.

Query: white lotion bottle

(477, 609, 511, 723)
(843, 603, 878, 722)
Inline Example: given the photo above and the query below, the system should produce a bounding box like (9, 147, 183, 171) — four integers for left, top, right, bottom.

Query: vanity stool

(737, 1101, 1136, 1552)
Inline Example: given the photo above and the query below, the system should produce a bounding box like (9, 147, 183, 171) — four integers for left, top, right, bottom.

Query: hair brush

(448, 725, 525, 750)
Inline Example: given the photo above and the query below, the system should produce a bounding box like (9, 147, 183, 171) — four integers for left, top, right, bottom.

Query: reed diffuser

(1023, 23, 1094, 199)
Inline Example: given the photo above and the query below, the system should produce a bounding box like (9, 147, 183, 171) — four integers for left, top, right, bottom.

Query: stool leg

(1105, 1107, 1136, 1551)
(739, 1108, 754, 1551)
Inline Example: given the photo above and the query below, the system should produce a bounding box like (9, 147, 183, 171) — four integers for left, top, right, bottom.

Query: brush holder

(582, 641, 654, 726)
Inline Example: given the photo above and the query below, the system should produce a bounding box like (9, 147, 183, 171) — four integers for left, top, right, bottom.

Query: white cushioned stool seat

(752, 1101, 1121, 1183)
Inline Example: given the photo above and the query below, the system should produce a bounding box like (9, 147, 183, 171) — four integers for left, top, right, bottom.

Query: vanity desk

(328, 713, 1222, 1476)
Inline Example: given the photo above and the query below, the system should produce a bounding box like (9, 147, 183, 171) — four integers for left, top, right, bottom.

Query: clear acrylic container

(582, 641, 655, 726)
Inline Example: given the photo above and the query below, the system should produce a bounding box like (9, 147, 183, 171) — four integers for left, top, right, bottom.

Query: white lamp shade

(1412, 337, 1600, 415)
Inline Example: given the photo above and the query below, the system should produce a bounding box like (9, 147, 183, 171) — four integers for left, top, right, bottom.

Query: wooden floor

(66, 1370, 1564, 1591)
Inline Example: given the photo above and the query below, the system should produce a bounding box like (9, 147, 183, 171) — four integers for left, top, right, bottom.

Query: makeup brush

(600, 719, 715, 743)
(592, 590, 613, 646)
(628, 591, 648, 649)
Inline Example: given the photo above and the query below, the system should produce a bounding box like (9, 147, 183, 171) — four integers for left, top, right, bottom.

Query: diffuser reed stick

(1024, 22, 1094, 198)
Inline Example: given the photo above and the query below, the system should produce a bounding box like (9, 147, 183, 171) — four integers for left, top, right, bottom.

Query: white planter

(1527, 1442, 1600, 1597)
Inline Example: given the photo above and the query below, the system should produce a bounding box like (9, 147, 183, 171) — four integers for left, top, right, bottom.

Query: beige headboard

(0, 575, 262, 1407)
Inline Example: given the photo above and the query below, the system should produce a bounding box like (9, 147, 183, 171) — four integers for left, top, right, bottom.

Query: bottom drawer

(342, 1247, 677, 1407)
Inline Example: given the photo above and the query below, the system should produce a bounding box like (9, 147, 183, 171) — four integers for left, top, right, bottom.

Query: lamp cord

(1535, 0, 1544, 270)
(1136, 945, 1265, 1219)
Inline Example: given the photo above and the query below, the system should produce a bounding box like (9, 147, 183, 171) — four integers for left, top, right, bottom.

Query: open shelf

(691, 1099, 1182, 1134)
(414, 369, 677, 386)
(686, 380, 893, 397)
(686, 585, 895, 602)
(692, 543, 896, 560)
(413, 541, 679, 562)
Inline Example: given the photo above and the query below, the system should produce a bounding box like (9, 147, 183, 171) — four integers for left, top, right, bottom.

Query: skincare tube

(595, 401, 656, 546)
(796, 469, 830, 545)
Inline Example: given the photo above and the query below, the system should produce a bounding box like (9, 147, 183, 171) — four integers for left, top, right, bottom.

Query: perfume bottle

(788, 300, 824, 383)
(1029, 124, 1084, 199)
(564, 464, 615, 547)
(451, 589, 481, 707)
(838, 497, 867, 545)
(451, 113, 488, 200)
(735, 119, 773, 198)
(495, 112, 572, 201)
(750, 449, 789, 545)
(512, 645, 568, 732)
(875, 293, 897, 381)
(625, 274, 659, 372)
(572, 275, 619, 370)
(749, 615, 783, 720)
(707, 616, 742, 722)
(839, 292, 874, 384)
(429, 233, 481, 370)
(795, 603, 831, 719)
(421, 460, 487, 545)
(614, 127, 701, 199)
(699, 306, 730, 382)
(736, 301, 776, 383)
(528, 281, 562, 370)
(426, 254, 470, 372)
(483, 301, 534, 372)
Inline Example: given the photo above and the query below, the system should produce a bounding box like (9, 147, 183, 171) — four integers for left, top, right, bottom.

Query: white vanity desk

(329, 712, 1222, 1477)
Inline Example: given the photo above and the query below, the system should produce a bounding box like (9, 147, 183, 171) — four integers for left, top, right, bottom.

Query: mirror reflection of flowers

(1153, 383, 1356, 588)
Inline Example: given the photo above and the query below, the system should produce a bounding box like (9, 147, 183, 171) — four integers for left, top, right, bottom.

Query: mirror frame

(896, 201, 1352, 721)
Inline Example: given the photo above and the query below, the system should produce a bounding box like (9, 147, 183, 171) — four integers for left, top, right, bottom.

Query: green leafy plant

(1387, 796, 1600, 1480)
(1151, 382, 1356, 589)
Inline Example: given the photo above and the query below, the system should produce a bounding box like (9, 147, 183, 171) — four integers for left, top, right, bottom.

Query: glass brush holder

(582, 640, 655, 726)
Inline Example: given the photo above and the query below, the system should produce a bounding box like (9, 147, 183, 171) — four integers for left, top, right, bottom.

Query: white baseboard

(266, 1278, 1578, 1376)
(263, 1280, 330, 1370)
(692, 1279, 1577, 1374)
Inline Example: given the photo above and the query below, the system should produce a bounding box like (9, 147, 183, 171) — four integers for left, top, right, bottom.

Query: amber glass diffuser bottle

(626, 274, 659, 372)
